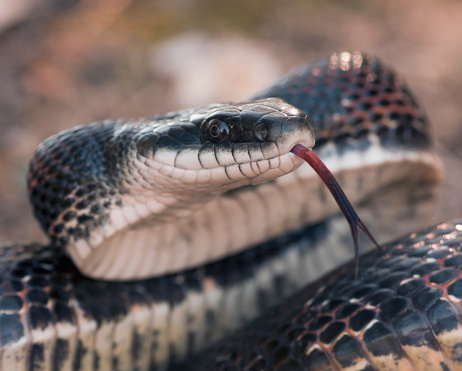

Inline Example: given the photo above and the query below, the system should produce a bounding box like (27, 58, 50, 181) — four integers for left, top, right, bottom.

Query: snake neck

(28, 100, 314, 280)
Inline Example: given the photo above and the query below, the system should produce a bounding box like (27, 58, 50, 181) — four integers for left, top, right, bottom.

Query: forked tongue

(290, 144, 383, 278)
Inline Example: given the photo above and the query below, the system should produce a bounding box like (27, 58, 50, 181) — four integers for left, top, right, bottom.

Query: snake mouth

(246, 138, 314, 185)
(139, 109, 315, 187)
(133, 97, 315, 188)
(139, 141, 311, 188)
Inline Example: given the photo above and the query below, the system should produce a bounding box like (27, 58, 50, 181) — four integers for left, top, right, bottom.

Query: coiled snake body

(0, 52, 447, 370)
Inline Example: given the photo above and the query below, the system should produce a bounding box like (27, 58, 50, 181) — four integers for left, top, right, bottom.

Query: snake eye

(207, 119, 229, 143)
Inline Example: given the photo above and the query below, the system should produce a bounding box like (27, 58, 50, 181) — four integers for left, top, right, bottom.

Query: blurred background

(1, 0, 461, 244)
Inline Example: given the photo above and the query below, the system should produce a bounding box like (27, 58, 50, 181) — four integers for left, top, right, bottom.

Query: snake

(0, 51, 447, 371)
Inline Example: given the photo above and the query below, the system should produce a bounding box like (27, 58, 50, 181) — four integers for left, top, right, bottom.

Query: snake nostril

(254, 124, 269, 142)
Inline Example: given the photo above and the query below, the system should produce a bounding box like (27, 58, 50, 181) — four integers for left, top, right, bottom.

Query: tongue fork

(290, 144, 383, 277)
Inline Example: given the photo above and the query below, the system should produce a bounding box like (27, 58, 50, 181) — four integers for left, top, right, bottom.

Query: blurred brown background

(1, 0, 461, 244)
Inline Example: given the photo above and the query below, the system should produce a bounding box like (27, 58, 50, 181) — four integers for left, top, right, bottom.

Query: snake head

(197, 98, 312, 147)
(135, 97, 315, 188)
(28, 97, 316, 279)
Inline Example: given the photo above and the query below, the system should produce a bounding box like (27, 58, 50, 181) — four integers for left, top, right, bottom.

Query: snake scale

(0, 51, 449, 370)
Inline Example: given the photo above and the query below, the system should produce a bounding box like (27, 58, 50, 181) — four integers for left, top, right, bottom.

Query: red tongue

(290, 144, 382, 277)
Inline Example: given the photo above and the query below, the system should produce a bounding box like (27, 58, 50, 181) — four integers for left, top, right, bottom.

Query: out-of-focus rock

(0, 0, 39, 32)
(150, 32, 281, 108)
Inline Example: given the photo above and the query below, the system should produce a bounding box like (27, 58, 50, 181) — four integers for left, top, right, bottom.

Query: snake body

(189, 219, 462, 371)
(0, 52, 443, 370)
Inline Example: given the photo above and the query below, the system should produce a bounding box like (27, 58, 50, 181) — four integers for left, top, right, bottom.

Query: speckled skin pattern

(28, 120, 125, 246)
(0, 52, 444, 370)
(253, 52, 429, 149)
(0, 223, 338, 371)
(187, 220, 462, 371)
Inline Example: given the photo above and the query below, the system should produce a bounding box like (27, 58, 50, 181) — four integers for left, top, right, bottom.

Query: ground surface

(0, 0, 461, 244)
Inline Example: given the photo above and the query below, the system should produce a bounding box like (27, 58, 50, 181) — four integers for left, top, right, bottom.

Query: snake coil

(0, 52, 445, 370)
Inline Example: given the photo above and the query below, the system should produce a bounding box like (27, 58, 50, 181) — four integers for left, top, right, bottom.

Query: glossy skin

(179, 52, 445, 370)
(0, 52, 442, 370)
(28, 99, 314, 280)
(188, 220, 462, 370)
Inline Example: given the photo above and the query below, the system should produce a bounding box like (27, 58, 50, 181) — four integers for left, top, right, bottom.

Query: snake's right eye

(136, 133, 159, 158)
(206, 119, 229, 143)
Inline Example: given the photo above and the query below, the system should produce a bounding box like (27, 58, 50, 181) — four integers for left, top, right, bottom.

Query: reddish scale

(265, 57, 429, 149)
(189, 221, 462, 370)
(294, 287, 380, 368)
(332, 241, 453, 364)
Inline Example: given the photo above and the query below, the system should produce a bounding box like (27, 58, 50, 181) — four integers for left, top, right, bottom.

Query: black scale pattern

(28, 121, 126, 246)
(188, 221, 462, 370)
(0, 223, 330, 370)
(253, 51, 430, 150)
